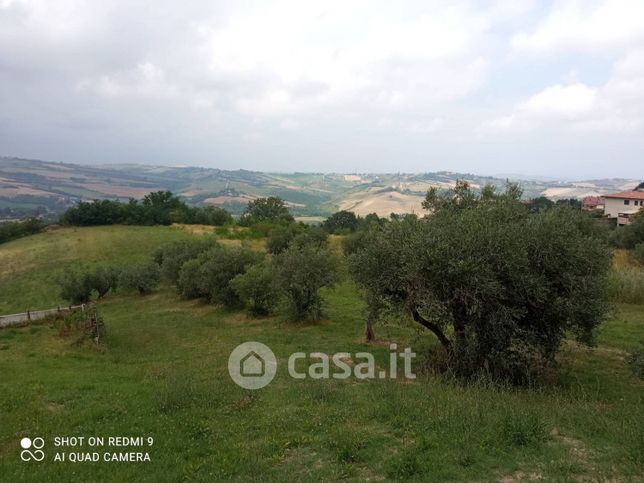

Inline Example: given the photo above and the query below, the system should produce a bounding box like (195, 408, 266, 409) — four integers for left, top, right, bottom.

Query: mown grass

(0, 226, 642, 481)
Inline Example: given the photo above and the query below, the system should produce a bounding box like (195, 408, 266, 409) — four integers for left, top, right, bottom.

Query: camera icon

(20, 437, 45, 462)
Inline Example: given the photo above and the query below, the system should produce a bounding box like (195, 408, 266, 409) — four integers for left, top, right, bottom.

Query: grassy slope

(0, 225, 195, 313)
(0, 227, 642, 481)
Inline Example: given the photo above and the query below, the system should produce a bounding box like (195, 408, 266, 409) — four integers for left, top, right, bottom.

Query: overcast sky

(1, 0, 643, 178)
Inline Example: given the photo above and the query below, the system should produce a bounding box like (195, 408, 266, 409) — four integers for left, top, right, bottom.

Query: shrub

(87, 266, 120, 299)
(266, 224, 300, 255)
(341, 231, 367, 256)
(154, 239, 214, 282)
(291, 226, 328, 250)
(0, 218, 44, 245)
(266, 224, 327, 255)
(230, 262, 278, 316)
(177, 246, 262, 308)
(274, 243, 340, 321)
(58, 268, 93, 304)
(118, 263, 161, 295)
(609, 212, 644, 249)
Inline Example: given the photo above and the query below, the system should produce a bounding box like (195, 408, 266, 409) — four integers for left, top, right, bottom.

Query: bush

(86, 266, 120, 299)
(58, 268, 93, 304)
(266, 224, 300, 255)
(118, 263, 161, 295)
(274, 243, 340, 321)
(177, 246, 262, 308)
(266, 224, 327, 255)
(230, 262, 278, 316)
(341, 231, 367, 256)
(609, 212, 644, 249)
(154, 239, 214, 282)
(0, 218, 44, 245)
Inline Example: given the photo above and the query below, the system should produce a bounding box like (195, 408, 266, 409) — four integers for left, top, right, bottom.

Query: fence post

(27, 310, 31, 322)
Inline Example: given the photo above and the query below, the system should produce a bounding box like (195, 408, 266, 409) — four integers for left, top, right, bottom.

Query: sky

(0, 0, 643, 178)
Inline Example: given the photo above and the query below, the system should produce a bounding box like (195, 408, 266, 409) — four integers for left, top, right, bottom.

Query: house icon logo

(240, 351, 265, 377)
(228, 342, 277, 389)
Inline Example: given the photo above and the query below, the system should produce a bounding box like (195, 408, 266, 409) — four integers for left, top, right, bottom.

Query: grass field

(0, 227, 642, 481)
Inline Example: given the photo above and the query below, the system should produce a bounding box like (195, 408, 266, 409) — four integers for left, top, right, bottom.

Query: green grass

(0, 225, 196, 313)
(0, 226, 643, 481)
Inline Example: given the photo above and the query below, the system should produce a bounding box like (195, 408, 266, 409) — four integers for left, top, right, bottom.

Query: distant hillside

(0, 156, 639, 219)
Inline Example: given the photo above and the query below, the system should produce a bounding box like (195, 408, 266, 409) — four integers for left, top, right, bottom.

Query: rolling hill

(0, 156, 639, 220)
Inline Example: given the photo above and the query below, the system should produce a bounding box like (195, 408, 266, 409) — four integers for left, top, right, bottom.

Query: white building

(603, 190, 644, 226)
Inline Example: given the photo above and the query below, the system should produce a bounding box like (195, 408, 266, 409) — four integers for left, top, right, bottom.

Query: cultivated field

(0, 227, 642, 481)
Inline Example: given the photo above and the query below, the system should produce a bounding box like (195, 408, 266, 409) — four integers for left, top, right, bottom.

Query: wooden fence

(0, 304, 88, 329)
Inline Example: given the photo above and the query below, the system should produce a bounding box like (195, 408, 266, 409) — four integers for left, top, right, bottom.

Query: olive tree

(119, 263, 161, 295)
(274, 243, 340, 321)
(154, 239, 214, 282)
(230, 262, 278, 316)
(177, 246, 262, 308)
(349, 183, 611, 383)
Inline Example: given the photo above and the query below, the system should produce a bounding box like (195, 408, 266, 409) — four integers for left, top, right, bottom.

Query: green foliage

(118, 263, 161, 295)
(60, 190, 233, 227)
(239, 196, 294, 226)
(609, 212, 644, 249)
(266, 224, 328, 255)
(58, 267, 93, 304)
(154, 239, 215, 282)
(627, 345, 644, 379)
(341, 231, 367, 256)
(230, 262, 278, 316)
(265, 224, 301, 255)
(155, 371, 197, 414)
(274, 243, 340, 321)
(349, 183, 612, 384)
(86, 266, 120, 299)
(500, 412, 548, 447)
(607, 268, 644, 304)
(177, 246, 262, 308)
(323, 210, 358, 233)
(633, 242, 644, 265)
(0, 218, 44, 245)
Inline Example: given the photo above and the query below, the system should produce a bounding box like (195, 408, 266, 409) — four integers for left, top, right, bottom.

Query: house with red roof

(581, 196, 604, 211)
(603, 185, 644, 226)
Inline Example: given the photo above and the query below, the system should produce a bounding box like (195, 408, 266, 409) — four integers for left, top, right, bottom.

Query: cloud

(518, 83, 597, 119)
(481, 52, 644, 134)
(0, 0, 643, 176)
(512, 0, 644, 54)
